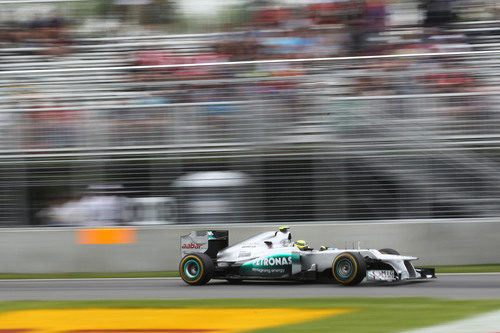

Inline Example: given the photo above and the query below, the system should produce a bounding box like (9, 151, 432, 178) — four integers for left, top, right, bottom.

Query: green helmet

(279, 226, 289, 232)
(294, 240, 309, 250)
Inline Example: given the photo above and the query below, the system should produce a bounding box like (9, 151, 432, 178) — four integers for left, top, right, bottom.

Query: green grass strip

(0, 298, 499, 333)
(435, 264, 500, 273)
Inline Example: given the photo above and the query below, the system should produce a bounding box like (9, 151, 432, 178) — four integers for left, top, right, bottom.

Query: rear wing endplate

(180, 230, 228, 259)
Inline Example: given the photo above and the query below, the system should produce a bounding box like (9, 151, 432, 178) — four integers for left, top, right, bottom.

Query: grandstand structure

(1, 9, 500, 225)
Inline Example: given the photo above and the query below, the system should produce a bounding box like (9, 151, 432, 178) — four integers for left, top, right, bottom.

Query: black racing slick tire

(332, 252, 367, 286)
(179, 253, 214, 285)
(378, 248, 400, 255)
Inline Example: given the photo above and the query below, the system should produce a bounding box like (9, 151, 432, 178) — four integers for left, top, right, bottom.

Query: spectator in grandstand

(344, 0, 369, 55)
(0, 14, 21, 45)
(106, 90, 170, 146)
(0, 11, 71, 57)
(420, 0, 457, 28)
(426, 32, 471, 53)
(39, 11, 72, 57)
(418, 59, 494, 130)
(353, 0, 389, 55)
(24, 98, 80, 149)
(250, 3, 289, 28)
(364, 0, 387, 34)
(307, 1, 348, 25)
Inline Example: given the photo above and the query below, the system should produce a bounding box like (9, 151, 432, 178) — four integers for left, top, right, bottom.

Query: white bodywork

(216, 229, 419, 281)
(181, 228, 434, 282)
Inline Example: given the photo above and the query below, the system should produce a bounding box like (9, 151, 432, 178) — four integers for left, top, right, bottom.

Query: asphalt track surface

(1, 273, 500, 301)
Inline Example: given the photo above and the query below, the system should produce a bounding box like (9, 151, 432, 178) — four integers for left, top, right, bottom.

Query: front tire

(332, 252, 366, 286)
(179, 253, 214, 285)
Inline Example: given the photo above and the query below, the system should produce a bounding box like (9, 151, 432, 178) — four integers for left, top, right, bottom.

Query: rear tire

(179, 253, 214, 285)
(379, 248, 400, 255)
(332, 252, 366, 286)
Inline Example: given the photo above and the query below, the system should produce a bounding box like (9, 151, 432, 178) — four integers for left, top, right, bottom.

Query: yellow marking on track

(0, 308, 353, 333)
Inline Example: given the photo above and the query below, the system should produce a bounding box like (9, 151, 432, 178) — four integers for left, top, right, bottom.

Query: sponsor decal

(366, 270, 395, 281)
(253, 256, 292, 266)
(240, 254, 297, 277)
(182, 242, 205, 249)
(251, 268, 286, 274)
(238, 251, 251, 258)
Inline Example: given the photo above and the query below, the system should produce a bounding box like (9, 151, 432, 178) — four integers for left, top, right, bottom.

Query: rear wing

(180, 230, 228, 259)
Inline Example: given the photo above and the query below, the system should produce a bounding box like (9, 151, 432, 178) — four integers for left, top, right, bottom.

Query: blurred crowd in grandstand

(0, 11, 71, 56)
(1, 0, 500, 226)
(1, 0, 498, 59)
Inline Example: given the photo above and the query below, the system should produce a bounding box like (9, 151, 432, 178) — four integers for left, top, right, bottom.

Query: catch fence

(1, 27, 500, 226)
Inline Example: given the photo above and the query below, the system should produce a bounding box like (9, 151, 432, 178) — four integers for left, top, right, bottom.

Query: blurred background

(1, 0, 499, 227)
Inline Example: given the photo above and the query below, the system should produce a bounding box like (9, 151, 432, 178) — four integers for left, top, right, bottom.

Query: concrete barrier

(0, 219, 499, 273)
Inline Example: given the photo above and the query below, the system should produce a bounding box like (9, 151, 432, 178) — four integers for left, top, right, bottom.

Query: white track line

(400, 310, 500, 333)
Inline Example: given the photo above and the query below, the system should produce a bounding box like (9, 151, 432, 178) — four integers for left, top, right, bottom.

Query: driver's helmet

(294, 240, 309, 250)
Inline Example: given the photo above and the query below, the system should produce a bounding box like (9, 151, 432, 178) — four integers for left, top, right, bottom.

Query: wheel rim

(184, 259, 201, 279)
(336, 258, 354, 279)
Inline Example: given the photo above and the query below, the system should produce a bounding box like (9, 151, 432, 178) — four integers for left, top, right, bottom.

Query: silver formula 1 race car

(179, 227, 436, 286)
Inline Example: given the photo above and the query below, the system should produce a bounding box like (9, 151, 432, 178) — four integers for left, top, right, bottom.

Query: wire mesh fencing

(1, 27, 500, 226)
